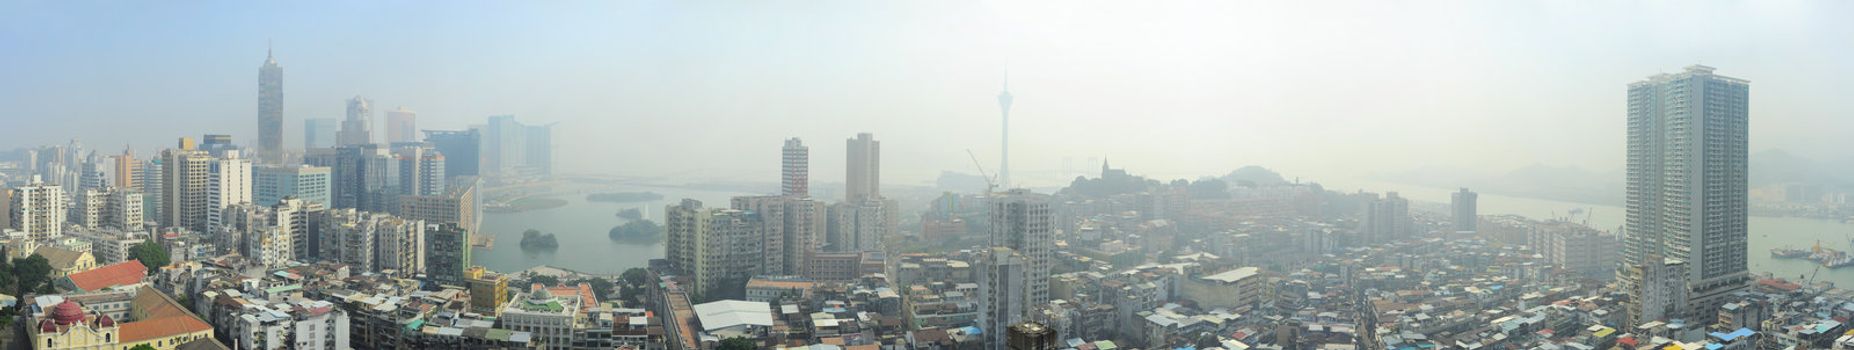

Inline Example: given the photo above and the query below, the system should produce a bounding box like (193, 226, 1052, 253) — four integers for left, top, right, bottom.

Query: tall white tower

(1620, 65, 1750, 324)
(997, 75, 1014, 189)
(782, 138, 808, 197)
(990, 189, 1052, 307)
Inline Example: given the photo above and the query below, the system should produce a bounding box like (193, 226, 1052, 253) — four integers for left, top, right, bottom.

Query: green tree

(129, 241, 170, 274)
(620, 268, 650, 286)
(717, 337, 756, 350)
(130, 344, 158, 350)
(529, 274, 561, 287)
(617, 268, 652, 305)
(0, 257, 14, 296)
(13, 254, 53, 294)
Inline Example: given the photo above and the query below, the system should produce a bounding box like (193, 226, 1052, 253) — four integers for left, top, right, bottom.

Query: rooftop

(37, 246, 88, 270)
(1202, 267, 1261, 284)
(66, 260, 147, 291)
(692, 300, 773, 331)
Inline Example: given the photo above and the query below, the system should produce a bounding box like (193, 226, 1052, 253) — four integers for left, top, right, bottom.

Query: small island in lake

(615, 208, 644, 220)
(520, 229, 561, 250)
(608, 220, 664, 243)
(586, 192, 664, 203)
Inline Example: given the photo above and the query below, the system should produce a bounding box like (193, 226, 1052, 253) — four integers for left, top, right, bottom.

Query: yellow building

(30, 286, 217, 350)
(29, 299, 117, 350)
(466, 266, 510, 314)
(36, 246, 96, 277)
(1181, 267, 1267, 311)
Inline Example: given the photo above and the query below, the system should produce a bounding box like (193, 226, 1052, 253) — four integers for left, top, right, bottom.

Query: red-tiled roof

(547, 283, 598, 312)
(67, 260, 146, 291)
(121, 286, 213, 342)
(120, 316, 211, 342)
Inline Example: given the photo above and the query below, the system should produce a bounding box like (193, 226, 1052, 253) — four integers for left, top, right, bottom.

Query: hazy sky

(4, 1, 1852, 187)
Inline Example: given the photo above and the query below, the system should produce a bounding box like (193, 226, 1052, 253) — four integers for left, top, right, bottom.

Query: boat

(1826, 254, 1854, 268)
(1772, 247, 1810, 259)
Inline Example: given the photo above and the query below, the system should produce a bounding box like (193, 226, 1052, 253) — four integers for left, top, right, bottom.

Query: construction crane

(966, 149, 998, 195)
(1807, 263, 1823, 292)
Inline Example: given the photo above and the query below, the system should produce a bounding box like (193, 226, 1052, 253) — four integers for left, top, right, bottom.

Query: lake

(1322, 178, 1854, 288)
(473, 183, 753, 275)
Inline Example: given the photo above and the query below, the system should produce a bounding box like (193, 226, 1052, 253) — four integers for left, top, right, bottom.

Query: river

(1320, 178, 1854, 288)
(473, 183, 753, 275)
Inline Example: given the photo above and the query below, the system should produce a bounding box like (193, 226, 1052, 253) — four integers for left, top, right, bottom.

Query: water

(473, 183, 753, 275)
(1322, 178, 1854, 288)
(476, 177, 1854, 286)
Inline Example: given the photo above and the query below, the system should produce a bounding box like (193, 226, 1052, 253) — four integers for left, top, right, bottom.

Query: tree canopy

(608, 220, 664, 242)
(618, 268, 651, 305)
(12, 254, 54, 294)
(520, 229, 560, 250)
(718, 337, 757, 350)
(129, 241, 170, 274)
(529, 274, 561, 287)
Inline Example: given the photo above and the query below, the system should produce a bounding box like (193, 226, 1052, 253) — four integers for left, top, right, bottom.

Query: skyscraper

(1451, 188, 1478, 233)
(480, 115, 553, 177)
(257, 46, 284, 163)
(845, 133, 880, 202)
(161, 146, 214, 233)
(524, 122, 553, 176)
(424, 223, 471, 287)
(140, 158, 163, 225)
(990, 189, 1053, 307)
(386, 106, 418, 144)
(729, 196, 787, 276)
(998, 76, 1013, 189)
(325, 144, 394, 212)
(782, 138, 808, 197)
(401, 176, 481, 238)
(979, 246, 1027, 350)
(424, 129, 481, 180)
(103, 187, 144, 232)
(664, 199, 772, 301)
(339, 96, 374, 146)
(1359, 192, 1411, 243)
(10, 176, 66, 239)
(732, 195, 825, 276)
(111, 147, 138, 189)
(71, 187, 106, 228)
(390, 143, 444, 199)
(304, 118, 337, 150)
(825, 201, 886, 253)
(206, 150, 253, 233)
(254, 164, 332, 208)
(1621, 65, 1750, 324)
(198, 134, 241, 158)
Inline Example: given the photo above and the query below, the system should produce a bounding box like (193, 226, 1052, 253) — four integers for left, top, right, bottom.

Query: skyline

(6, 3, 1852, 348)
(6, 1, 1854, 187)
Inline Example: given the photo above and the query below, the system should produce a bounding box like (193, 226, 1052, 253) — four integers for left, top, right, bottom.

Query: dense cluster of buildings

(0, 49, 545, 350)
(0, 43, 1834, 350)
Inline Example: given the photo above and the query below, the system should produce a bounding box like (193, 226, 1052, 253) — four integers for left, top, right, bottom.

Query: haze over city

(9, 2, 1854, 350)
(8, 1, 1854, 186)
